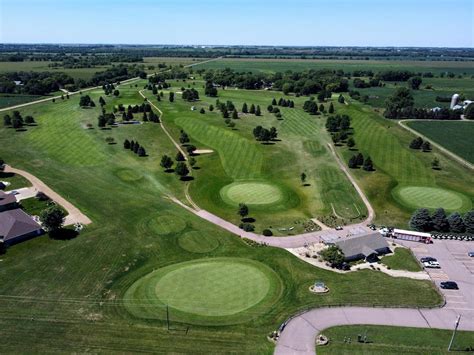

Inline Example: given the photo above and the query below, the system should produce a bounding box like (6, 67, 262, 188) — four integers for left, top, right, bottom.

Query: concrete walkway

(275, 306, 474, 354)
(3, 165, 92, 226)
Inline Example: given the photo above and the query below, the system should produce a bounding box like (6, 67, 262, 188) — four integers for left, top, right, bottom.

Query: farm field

(406, 120, 474, 164)
(195, 58, 474, 75)
(335, 101, 474, 226)
(152, 81, 367, 232)
(0, 94, 46, 109)
(319, 325, 474, 354)
(0, 77, 444, 353)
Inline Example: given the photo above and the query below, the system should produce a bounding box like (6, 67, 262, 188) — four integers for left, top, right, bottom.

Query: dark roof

(0, 191, 16, 206)
(334, 232, 389, 258)
(0, 209, 42, 242)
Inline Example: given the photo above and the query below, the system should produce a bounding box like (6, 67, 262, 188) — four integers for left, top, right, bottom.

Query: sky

(0, 0, 473, 47)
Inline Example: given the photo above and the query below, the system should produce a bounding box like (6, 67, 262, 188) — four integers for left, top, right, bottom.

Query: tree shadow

(262, 142, 275, 145)
(49, 228, 79, 241)
(15, 128, 28, 132)
(165, 169, 175, 173)
(349, 148, 358, 151)
(192, 166, 201, 170)
(303, 183, 311, 187)
(0, 172, 15, 178)
(241, 217, 256, 223)
(180, 176, 194, 181)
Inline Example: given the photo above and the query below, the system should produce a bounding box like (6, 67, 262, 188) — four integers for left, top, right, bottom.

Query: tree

(160, 155, 173, 170)
(431, 157, 441, 170)
(347, 137, 355, 148)
(271, 98, 277, 105)
(179, 131, 190, 145)
(186, 145, 196, 155)
(355, 153, 364, 166)
(300, 172, 307, 185)
(232, 110, 238, 119)
(209, 104, 214, 112)
(133, 142, 140, 154)
(40, 206, 65, 232)
(448, 212, 465, 233)
(242, 102, 248, 113)
(249, 104, 256, 114)
(255, 105, 261, 116)
(408, 76, 422, 90)
(421, 141, 431, 152)
(200, 108, 205, 114)
(328, 102, 334, 114)
(175, 162, 189, 179)
(384, 87, 414, 118)
(123, 139, 131, 149)
(464, 210, 474, 233)
(319, 246, 345, 267)
(129, 140, 135, 151)
(24, 115, 35, 124)
(282, 83, 291, 95)
(3, 114, 12, 126)
(348, 155, 358, 169)
(409, 137, 423, 149)
(363, 156, 374, 171)
(189, 157, 196, 168)
(464, 103, 474, 120)
(269, 127, 278, 140)
(267, 105, 274, 113)
(228, 121, 236, 129)
(319, 104, 325, 112)
(113, 89, 120, 97)
(431, 208, 449, 232)
(409, 208, 432, 232)
(176, 151, 185, 161)
(238, 203, 249, 219)
(137, 146, 146, 157)
(338, 94, 345, 104)
(169, 92, 174, 102)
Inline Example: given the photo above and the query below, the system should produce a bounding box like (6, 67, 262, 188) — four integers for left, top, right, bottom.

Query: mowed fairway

(407, 120, 474, 164)
(124, 258, 282, 325)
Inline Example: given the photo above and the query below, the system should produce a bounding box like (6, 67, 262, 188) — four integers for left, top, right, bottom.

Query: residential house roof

(0, 191, 17, 207)
(0, 209, 42, 242)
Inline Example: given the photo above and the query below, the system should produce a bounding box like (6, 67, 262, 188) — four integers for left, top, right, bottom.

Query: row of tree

(348, 153, 373, 171)
(3, 111, 35, 129)
(252, 126, 278, 143)
(123, 139, 146, 157)
(409, 137, 431, 151)
(410, 208, 474, 234)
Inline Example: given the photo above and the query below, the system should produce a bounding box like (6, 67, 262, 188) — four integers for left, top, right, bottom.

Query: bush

(262, 229, 273, 236)
(239, 223, 255, 232)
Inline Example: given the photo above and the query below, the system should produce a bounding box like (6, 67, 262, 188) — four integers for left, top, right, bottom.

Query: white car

(423, 261, 441, 269)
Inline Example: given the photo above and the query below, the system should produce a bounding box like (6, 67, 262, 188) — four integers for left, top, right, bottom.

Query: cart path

(275, 306, 474, 354)
(398, 119, 473, 171)
(3, 165, 92, 226)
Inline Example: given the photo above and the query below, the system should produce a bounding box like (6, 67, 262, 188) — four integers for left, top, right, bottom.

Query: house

(0, 209, 43, 246)
(0, 191, 18, 212)
(332, 232, 390, 262)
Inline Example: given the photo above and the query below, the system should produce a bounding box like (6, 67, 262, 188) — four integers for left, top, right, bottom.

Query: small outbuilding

(332, 232, 390, 262)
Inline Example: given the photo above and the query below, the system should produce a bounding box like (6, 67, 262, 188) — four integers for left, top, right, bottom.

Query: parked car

(468, 252, 474, 257)
(9, 190, 19, 195)
(420, 257, 437, 263)
(423, 261, 441, 268)
(335, 226, 343, 231)
(440, 281, 458, 290)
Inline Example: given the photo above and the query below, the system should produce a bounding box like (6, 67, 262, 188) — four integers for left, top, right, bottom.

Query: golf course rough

(115, 168, 144, 182)
(220, 181, 283, 206)
(393, 186, 471, 211)
(124, 258, 283, 325)
(145, 215, 187, 235)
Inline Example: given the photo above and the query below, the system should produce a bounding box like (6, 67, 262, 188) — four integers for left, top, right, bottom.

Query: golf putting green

(178, 231, 219, 253)
(220, 181, 283, 205)
(393, 186, 471, 211)
(115, 168, 143, 182)
(124, 258, 282, 325)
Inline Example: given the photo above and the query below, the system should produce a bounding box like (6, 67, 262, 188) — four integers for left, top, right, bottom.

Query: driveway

(6, 187, 37, 201)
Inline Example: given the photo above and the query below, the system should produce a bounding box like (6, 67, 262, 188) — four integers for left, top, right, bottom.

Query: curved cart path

(3, 165, 92, 226)
(275, 306, 474, 354)
(398, 119, 473, 171)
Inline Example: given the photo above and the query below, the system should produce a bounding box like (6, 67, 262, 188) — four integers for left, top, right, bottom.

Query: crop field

(0, 94, 46, 109)
(195, 58, 474, 75)
(319, 325, 474, 354)
(0, 74, 446, 352)
(406, 120, 474, 164)
(336, 102, 473, 226)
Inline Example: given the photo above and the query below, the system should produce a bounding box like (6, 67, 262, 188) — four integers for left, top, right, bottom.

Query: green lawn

(406, 120, 474, 164)
(0, 171, 31, 190)
(319, 325, 474, 354)
(380, 248, 422, 272)
(0, 78, 446, 353)
(19, 197, 52, 216)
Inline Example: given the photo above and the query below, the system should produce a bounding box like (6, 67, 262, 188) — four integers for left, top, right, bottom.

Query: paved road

(398, 119, 473, 171)
(276, 306, 474, 355)
(4, 165, 92, 226)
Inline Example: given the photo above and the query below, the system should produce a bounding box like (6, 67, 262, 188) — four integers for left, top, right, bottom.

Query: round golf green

(146, 215, 186, 235)
(220, 181, 283, 205)
(178, 231, 219, 253)
(393, 186, 471, 211)
(124, 258, 282, 325)
(115, 168, 143, 182)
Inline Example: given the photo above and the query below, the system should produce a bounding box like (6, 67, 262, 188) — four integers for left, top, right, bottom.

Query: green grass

(380, 248, 422, 272)
(178, 231, 220, 253)
(0, 94, 45, 108)
(124, 257, 282, 325)
(392, 186, 471, 212)
(220, 181, 283, 205)
(319, 325, 474, 354)
(0, 78, 449, 353)
(336, 102, 474, 226)
(406, 121, 474, 164)
(0, 171, 31, 190)
(19, 197, 52, 216)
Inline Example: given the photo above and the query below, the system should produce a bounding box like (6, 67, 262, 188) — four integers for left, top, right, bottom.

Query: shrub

(262, 229, 273, 236)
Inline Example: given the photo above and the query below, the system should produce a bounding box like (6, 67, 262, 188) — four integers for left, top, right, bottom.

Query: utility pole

(448, 314, 461, 351)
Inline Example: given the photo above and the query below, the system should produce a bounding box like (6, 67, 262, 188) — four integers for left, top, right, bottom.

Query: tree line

(410, 208, 474, 234)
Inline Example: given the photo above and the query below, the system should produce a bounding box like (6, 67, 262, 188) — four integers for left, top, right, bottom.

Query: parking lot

(401, 239, 474, 312)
